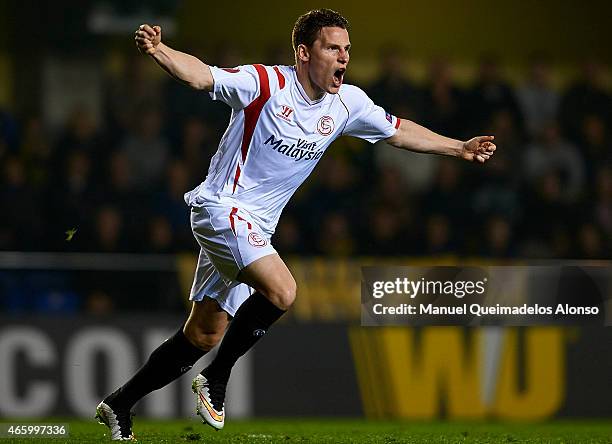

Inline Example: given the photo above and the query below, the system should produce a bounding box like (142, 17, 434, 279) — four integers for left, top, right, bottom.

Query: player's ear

(297, 44, 310, 62)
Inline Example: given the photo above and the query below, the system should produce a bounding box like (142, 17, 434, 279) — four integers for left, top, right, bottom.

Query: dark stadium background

(0, 0, 611, 429)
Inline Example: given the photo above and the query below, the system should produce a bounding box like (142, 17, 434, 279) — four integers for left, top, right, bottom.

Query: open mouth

(333, 68, 346, 86)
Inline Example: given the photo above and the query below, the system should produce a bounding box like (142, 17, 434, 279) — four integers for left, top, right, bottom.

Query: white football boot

(95, 401, 136, 441)
(192, 373, 227, 430)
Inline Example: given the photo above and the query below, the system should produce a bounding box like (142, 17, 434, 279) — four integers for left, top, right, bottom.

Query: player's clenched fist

(461, 135, 496, 163)
(135, 24, 161, 55)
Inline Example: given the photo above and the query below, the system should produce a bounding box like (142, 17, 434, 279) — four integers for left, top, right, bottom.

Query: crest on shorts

(248, 232, 267, 247)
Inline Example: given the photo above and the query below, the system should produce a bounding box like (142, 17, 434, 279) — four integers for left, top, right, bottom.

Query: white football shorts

(188, 203, 277, 316)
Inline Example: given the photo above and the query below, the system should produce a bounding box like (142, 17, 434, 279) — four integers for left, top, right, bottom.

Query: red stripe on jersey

(395, 117, 401, 129)
(240, 64, 271, 162)
(273, 66, 285, 89)
(232, 164, 241, 194)
(229, 207, 238, 235)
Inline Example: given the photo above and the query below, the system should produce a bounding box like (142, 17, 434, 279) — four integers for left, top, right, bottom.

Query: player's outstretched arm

(134, 24, 213, 91)
(385, 119, 496, 163)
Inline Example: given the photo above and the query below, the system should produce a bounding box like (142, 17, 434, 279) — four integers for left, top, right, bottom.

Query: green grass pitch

(3, 419, 611, 443)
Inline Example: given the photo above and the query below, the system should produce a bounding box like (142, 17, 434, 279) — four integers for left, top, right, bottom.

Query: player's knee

(184, 324, 224, 351)
(192, 330, 223, 351)
(265, 280, 297, 310)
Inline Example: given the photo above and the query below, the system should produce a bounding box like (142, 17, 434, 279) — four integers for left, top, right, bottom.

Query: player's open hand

(461, 135, 496, 163)
(135, 24, 161, 55)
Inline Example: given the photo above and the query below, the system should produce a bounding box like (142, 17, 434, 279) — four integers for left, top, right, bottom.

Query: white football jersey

(184, 64, 400, 235)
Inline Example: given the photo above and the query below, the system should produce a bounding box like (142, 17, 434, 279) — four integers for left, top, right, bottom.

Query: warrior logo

(276, 105, 294, 122)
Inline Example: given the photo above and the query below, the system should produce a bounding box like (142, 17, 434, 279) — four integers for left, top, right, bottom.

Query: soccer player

(96, 9, 496, 441)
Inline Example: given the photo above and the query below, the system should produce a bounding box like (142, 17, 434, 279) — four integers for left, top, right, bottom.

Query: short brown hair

(292, 9, 349, 52)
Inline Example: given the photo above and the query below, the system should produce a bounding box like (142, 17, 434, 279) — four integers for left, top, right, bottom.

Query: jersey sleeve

(208, 65, 261, 110)
(340, 85, 400, 144)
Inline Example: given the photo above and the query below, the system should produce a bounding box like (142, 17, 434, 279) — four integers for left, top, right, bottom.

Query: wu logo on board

(350, 327, 566, 420)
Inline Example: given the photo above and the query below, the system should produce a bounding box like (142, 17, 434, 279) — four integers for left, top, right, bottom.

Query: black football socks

(106, 326, 206, 410)
(202, 291, 286, 381)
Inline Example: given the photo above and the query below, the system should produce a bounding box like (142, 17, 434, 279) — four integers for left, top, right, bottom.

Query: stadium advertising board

(0, 319, 610, 419)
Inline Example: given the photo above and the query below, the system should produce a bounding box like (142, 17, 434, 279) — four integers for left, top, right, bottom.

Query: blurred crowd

(1, 50, 611, 261)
